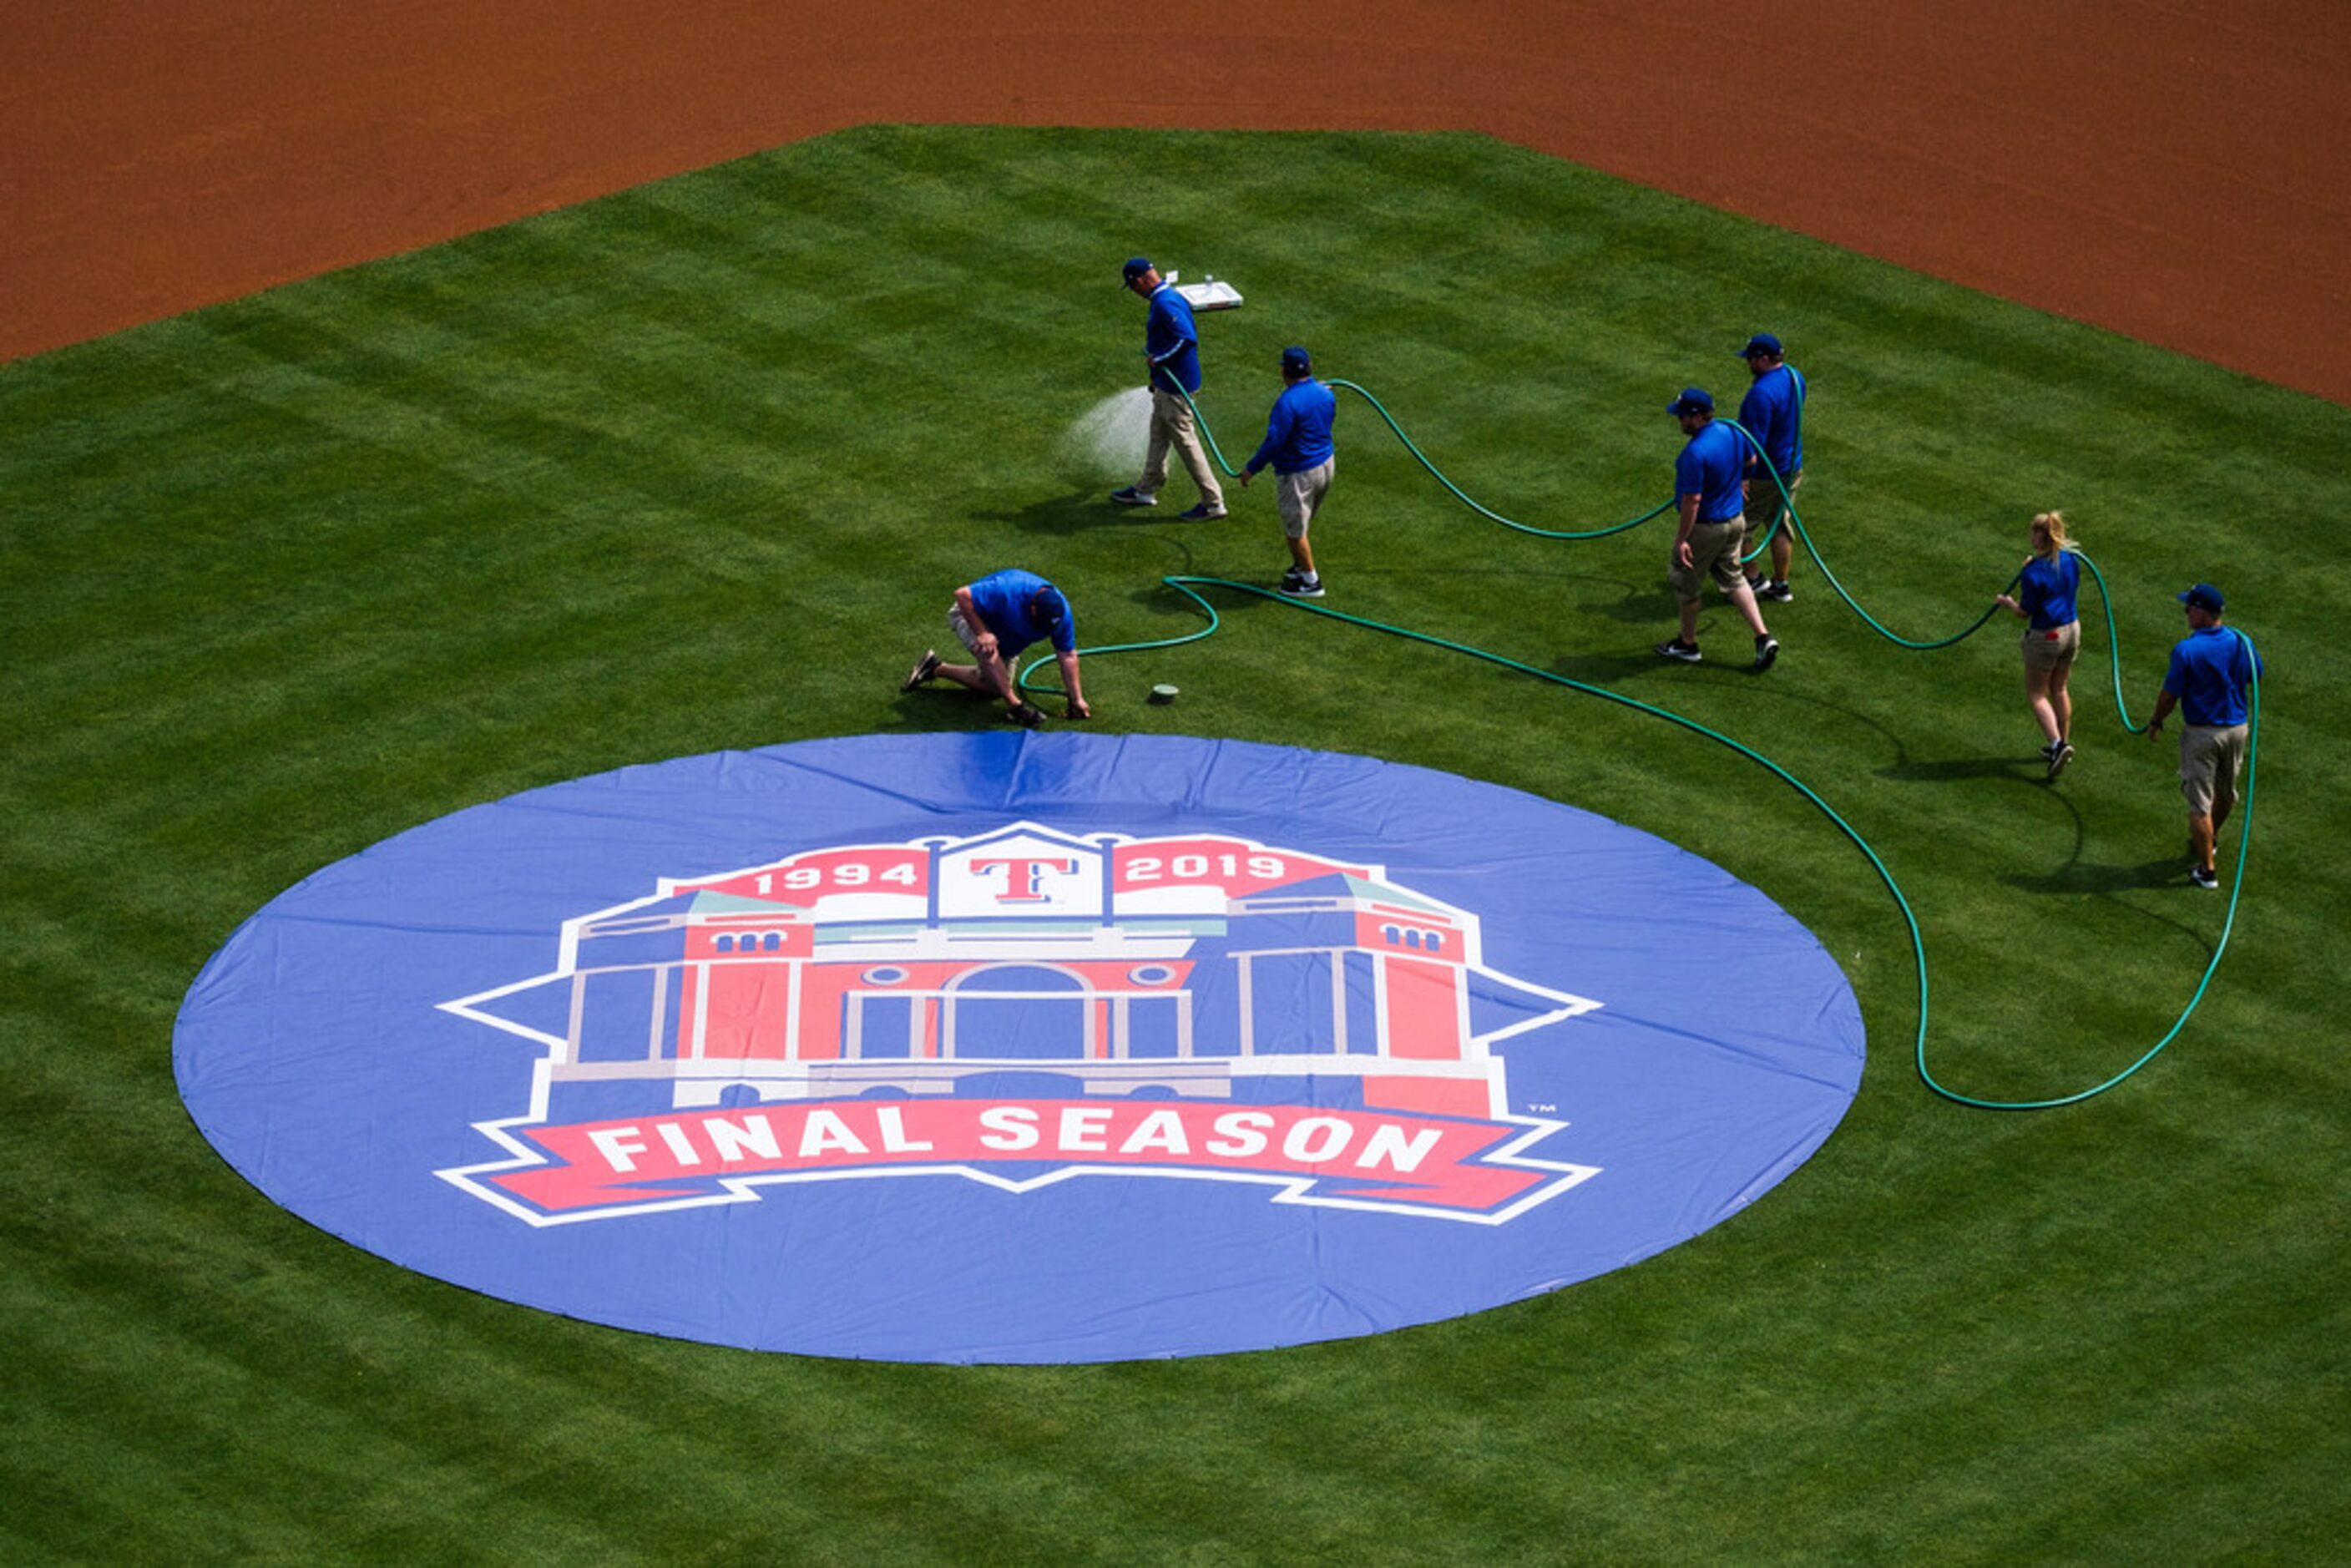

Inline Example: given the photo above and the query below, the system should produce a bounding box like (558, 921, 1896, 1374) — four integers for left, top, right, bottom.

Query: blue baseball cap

(1741, 332, 1783, 358)
(1667, 387, 1714, 416)
(1034, 584, 1072, 632)
(2177, 583, 2224, 613)
(1121, 256, 1154, 282)
(1281, 345, 1312, 373)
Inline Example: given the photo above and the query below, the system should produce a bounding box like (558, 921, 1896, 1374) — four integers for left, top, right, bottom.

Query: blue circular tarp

(175, 732, 1863, 1362)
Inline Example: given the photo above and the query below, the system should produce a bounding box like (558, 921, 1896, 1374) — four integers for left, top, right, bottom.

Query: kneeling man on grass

(903, 568, 1090, 728)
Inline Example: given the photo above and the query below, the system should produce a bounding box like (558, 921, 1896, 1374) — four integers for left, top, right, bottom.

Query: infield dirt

(5, 0, 2346, 403)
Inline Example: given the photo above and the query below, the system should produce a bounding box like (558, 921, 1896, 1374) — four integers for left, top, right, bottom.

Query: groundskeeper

(1737, 331, 1805, 603)
(1109, 256, 1226, 520)
(1657, 387, 1779, 670)
(1990, 509, 2083, 779)
(903, 567, 1090, 727)
(2146, 583, 2260, 890)
(1239, 344, 1337, 599)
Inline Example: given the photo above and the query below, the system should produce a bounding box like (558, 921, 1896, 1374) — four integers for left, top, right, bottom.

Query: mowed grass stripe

(3, 125, 2347, 1560)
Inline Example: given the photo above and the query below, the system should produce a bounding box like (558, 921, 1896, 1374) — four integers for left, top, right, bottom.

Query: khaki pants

(1140, 388, 1225, 508)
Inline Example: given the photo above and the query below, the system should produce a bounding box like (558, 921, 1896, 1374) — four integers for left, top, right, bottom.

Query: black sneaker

(1281, 575, 1326, 599)
(901, 649, 942, 692)
(1752, 635, 1780, 671)
(1009, 702, 1046, 730)
(2188, 867, 2219, 890)
(1109, 486, 1156, 507)
(1177, 503, 1229, 521)
(1655, 640, 1702, 663)
(1757, 579, 1794, 603)
(2045, 741, 2075, 780)
(1279, 567, 1306, 590)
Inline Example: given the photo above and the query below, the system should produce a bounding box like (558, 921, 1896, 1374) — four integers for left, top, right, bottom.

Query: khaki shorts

(1668, 514, 1748, 602)
(2179, 722, 2249, 816)
(2022, 621, 2080, 673)
(1750, 466, 1802, 524)
(1275, 458, 1334, 540)
(948, 604, 996, 661)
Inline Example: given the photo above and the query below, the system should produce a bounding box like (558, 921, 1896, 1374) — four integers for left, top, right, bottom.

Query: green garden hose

(1040, 383, 2262, 1108)
(1182, 380, 1672, 539)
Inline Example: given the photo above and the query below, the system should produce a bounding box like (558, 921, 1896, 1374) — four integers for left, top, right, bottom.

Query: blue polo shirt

(2163, 625, 2263, 726)
(1245, 378, 1337, 475)
(1676, 419, 1747, 523)
(2017, 551, 2080, 630)
(1737, 364, 1805, 478)
(968, 569, 1075, 658)
(1145, 284, 1202, 395)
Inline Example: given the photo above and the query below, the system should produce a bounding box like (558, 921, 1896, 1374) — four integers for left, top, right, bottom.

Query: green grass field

(4, 126, 2346, 1561)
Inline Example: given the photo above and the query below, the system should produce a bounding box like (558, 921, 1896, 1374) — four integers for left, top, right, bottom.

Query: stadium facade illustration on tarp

(438, 823, 1604, 1224)
(175, 732, 1866, 1363)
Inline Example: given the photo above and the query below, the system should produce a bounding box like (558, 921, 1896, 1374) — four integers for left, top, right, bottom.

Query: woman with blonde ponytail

(1993, 510, 2083, 779)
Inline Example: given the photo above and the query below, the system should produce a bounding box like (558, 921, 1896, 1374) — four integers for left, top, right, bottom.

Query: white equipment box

(1168, 272, 1244, 311)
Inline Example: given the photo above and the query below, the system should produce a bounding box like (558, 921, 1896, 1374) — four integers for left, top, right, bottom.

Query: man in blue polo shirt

(1109, 257, 1226, 521)
(1239, 344, 1337, 598)
(902, 567, 1090, 729)
(1656, 388, 1779, 669)
(1737, 332, 1806, 603)
(2146, 583, 2261, 889)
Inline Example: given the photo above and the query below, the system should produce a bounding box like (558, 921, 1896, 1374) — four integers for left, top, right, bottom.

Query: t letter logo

(971, 856, 1079, 903)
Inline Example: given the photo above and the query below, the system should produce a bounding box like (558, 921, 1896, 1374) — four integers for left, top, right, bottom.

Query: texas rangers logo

(438, 823, 1605, 1225)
